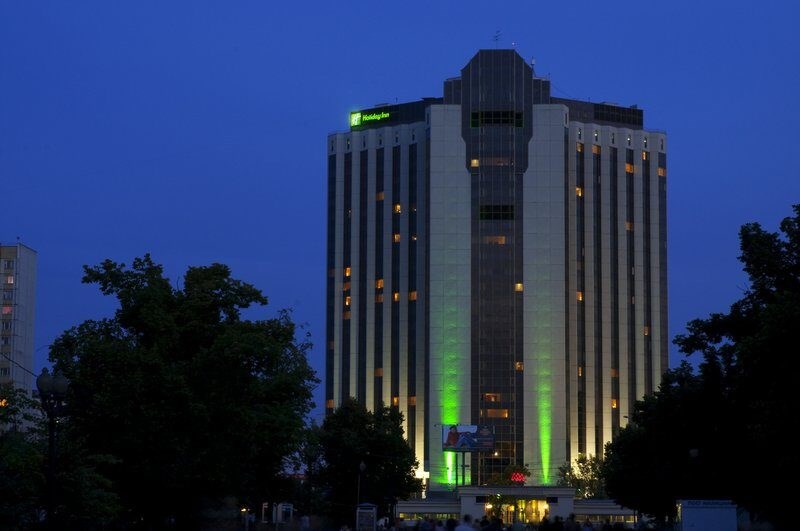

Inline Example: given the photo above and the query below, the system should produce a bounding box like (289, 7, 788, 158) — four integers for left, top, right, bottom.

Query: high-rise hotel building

(0, 243, 37, 393)
(326, 50, 667, 491)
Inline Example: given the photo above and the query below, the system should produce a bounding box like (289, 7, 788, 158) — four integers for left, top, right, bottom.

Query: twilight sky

(2, 1, 799, 419)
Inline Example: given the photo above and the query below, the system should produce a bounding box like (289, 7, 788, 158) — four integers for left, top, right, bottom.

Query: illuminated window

(409, 396, 416, 407)
(343, 311, 351, 320)
(625, 163, 634, 173)
(592, 144, 600, 154)
(576, 186, 583, 197)
(577, 291, 584, 302)
(576, 142, 583, 152)
(483, 235, 506, 244)
(344, 266, 351, 277)
(4, 276, 12, 285)
(394, 203, 402, 214)
(0, 398, 7, 408)
(515, 361, 524, 372)
(343, 281, 351, 291)
(625, 221, 633, 231)
(486, 408, 509, 419)
(344, 296, 351, 307)
(658, 167, 666, 177)
(643, 326, 650, 336)
(392, 396, 399, 407)
(392, 292, 400, 302)
(375, 368, 383, 377)
(610, 368, 619, 377)
(1, 306, 11, 315)
(326, 399, 334, 409)
(642, 151, 649, 161)
(470, 158, 480, 168)
(611, 398, 618, 409)
(393, 233, 401, 243)
(484, 393, 501, 403)
(375, 278, 384, 289)
(375, 294, 384, 303)
(578, 366, 583, 377)
(411, 235, 417, 241)
(408, 291, 417, 301)
(514, 283, 523, 292)
(376, 191, 385, 201)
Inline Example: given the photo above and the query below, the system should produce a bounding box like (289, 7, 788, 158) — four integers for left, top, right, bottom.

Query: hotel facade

(326, 50, 667, 492)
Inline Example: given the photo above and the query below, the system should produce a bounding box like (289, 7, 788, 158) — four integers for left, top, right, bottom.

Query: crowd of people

(366, 514, 631, 531)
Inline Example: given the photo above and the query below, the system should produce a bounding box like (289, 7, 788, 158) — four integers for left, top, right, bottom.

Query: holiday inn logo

(350, 109, 392, 128)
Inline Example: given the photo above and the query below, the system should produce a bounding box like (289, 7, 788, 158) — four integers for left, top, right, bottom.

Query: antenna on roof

(493, 30, 502, 48)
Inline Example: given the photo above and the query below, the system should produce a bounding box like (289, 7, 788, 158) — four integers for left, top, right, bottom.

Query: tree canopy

(557, 453, 606, 500)
(603, 205, 800, 527)
(304, 398, 421, 527)
(49, 255, 318, 528)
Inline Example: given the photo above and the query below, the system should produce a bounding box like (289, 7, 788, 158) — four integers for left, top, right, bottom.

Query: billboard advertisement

(442, 424, 495, 453)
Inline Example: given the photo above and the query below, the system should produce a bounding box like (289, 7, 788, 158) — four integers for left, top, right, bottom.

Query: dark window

(479, 204, 515, 220)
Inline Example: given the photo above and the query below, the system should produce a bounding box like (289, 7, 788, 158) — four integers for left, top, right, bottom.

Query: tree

(557, 453, 606, 499)
(48, 255, 318, 528)
(0, 383, 43, 529)
(307, 398, 421, 527)
(603, 205, 800, 527)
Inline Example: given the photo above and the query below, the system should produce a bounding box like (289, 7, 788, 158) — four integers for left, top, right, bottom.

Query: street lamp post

(36, 368, 69, 529)
(357, 461, 366, 505)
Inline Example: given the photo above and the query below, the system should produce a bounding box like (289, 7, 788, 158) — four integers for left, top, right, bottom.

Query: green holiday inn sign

(350, 110, 392, 128)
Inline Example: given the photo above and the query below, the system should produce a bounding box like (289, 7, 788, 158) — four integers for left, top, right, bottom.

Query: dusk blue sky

(3, 1, 799, 420)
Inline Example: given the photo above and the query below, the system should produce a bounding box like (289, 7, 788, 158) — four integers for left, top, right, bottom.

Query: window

(625, 163, 634, 173)
(343, 311, 351, 320)
(610, 368, 619, 377)
(392, 396, 399, 407)
(514, 283, 523, 292)
(486, 408, 509, 419)
(393, 233, 401, 243)
(375, 278, 384, 289)
(576, 186, 583, 197)
(1, 306, 11, 316)
(592, 144, 600, 154)
(0, 396, 8, 405)
(3, 260, 13, 270)
(642, 151, 649, 161)
(577, 291, 584, 302)
(611, 398, 618, 409)
(515, 361, 524, 372)
(408, 291, 417, 301)
(344, 266, 351, 277)
(343, 281, 351, 291)
(1, 337, 8, 346)
(4, 276, 13, 285)
(643, 326, 650, 336)
(576, 142, 583, 152)
(1, 322, 11, 330)
(408, 396, 416, 407)
(392, 292, 400, 302)
(326, 399, 334, 409)
(394, 203, 402, 214)
(376, 191, 385, 201)
(484, 393, 501, 403)
(344, 296, 351, 307)
(657, 167, 666, 177)
(375, 368, 383, 377)
(411, 235, 417, 241)
(578, 366, 583, 377)
(2, 291, 11, 301)
(625, 221, 633, 231)
(483, 235, 506, 245)
(375, 294, 384, 303)
(328, 340, 335, 350)
(470, 158, 480, 168)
